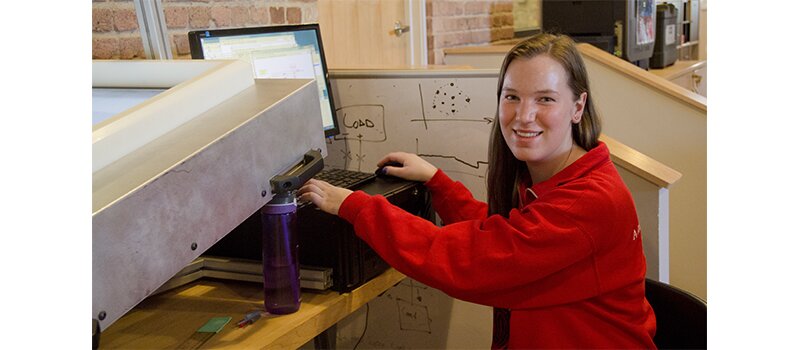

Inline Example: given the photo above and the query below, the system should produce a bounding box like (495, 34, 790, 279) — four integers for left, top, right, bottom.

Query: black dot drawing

(431, 81, 471, 117)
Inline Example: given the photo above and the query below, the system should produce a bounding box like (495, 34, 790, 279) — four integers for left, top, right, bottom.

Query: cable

(352, 303, 370, 350)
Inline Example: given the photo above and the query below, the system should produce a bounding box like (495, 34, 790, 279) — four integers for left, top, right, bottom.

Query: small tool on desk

(237, 310, 262, 328)
(177, 316, 232, 349)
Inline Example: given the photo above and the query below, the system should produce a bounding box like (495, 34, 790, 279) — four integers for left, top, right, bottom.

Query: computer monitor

(188, 24, 339, 138)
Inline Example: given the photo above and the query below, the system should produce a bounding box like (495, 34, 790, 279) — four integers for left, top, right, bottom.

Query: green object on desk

(178, 316, 232, 349)
(198, 316, 232, 333)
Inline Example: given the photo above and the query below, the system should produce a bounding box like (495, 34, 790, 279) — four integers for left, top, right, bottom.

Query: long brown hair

(486, 33, 602, 217)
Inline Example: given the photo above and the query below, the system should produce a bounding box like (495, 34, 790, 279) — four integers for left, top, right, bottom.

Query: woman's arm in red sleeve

(425, 169, 488, 223)
(339, 190, 600, 309)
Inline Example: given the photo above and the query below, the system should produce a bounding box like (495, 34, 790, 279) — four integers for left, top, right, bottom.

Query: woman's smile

(513, 129, 543, 138)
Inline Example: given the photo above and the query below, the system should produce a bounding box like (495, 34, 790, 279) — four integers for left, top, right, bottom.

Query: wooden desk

(99, 268, 406, 349)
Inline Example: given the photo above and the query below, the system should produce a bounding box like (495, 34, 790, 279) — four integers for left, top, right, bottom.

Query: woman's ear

(572, 92, 587, 124)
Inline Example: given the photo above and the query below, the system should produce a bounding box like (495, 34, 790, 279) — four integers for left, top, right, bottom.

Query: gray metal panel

(92, 79, 326, 330)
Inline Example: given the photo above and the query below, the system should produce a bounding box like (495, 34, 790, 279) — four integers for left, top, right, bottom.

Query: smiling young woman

(299, 33, 656, 349)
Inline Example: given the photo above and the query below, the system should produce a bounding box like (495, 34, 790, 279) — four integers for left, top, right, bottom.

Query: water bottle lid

(263, 196, 297, 214)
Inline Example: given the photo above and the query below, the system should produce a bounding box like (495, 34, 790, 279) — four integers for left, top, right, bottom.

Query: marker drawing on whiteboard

(409, 116, 494, 124)
(418, 83, 428, 130)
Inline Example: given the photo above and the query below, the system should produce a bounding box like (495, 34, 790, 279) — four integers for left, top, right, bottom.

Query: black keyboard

(314, 168, 376, 189)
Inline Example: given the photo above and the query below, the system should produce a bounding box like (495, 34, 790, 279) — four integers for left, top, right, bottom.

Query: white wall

(700, 0, 707, 61)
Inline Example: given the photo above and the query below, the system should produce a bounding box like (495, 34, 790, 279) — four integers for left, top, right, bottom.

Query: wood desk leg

(313, 324, 337, 350)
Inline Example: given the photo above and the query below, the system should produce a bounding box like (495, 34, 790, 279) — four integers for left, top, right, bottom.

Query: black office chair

(645, 278, 707, 350)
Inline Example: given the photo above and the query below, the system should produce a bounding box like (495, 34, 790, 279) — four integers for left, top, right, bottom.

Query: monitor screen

(188, 24, 339, 138)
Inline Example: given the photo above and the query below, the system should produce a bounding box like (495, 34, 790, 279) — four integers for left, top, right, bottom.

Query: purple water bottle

(261, 150, 323, 315)
(261, 193, 301, 314)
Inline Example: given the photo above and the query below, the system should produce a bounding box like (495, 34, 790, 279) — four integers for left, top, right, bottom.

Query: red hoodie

(338, 142, 656, 349)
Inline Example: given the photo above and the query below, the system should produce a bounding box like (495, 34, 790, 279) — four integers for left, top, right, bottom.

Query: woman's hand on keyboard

(377, 152, 438, 183)
(298, 179, 353, 216)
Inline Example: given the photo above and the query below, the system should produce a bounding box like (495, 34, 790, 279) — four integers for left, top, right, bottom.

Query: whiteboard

(327, 69, 500, 201)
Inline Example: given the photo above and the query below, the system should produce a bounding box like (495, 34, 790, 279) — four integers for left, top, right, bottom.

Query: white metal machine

(92, 59, 327, 331)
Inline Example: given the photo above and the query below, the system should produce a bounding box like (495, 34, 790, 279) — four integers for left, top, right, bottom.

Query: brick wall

(92, 1, 519, 64)
(426, 0, 514, 65)
(92, 0, 319, 60)
(92, 0, 145, 59)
